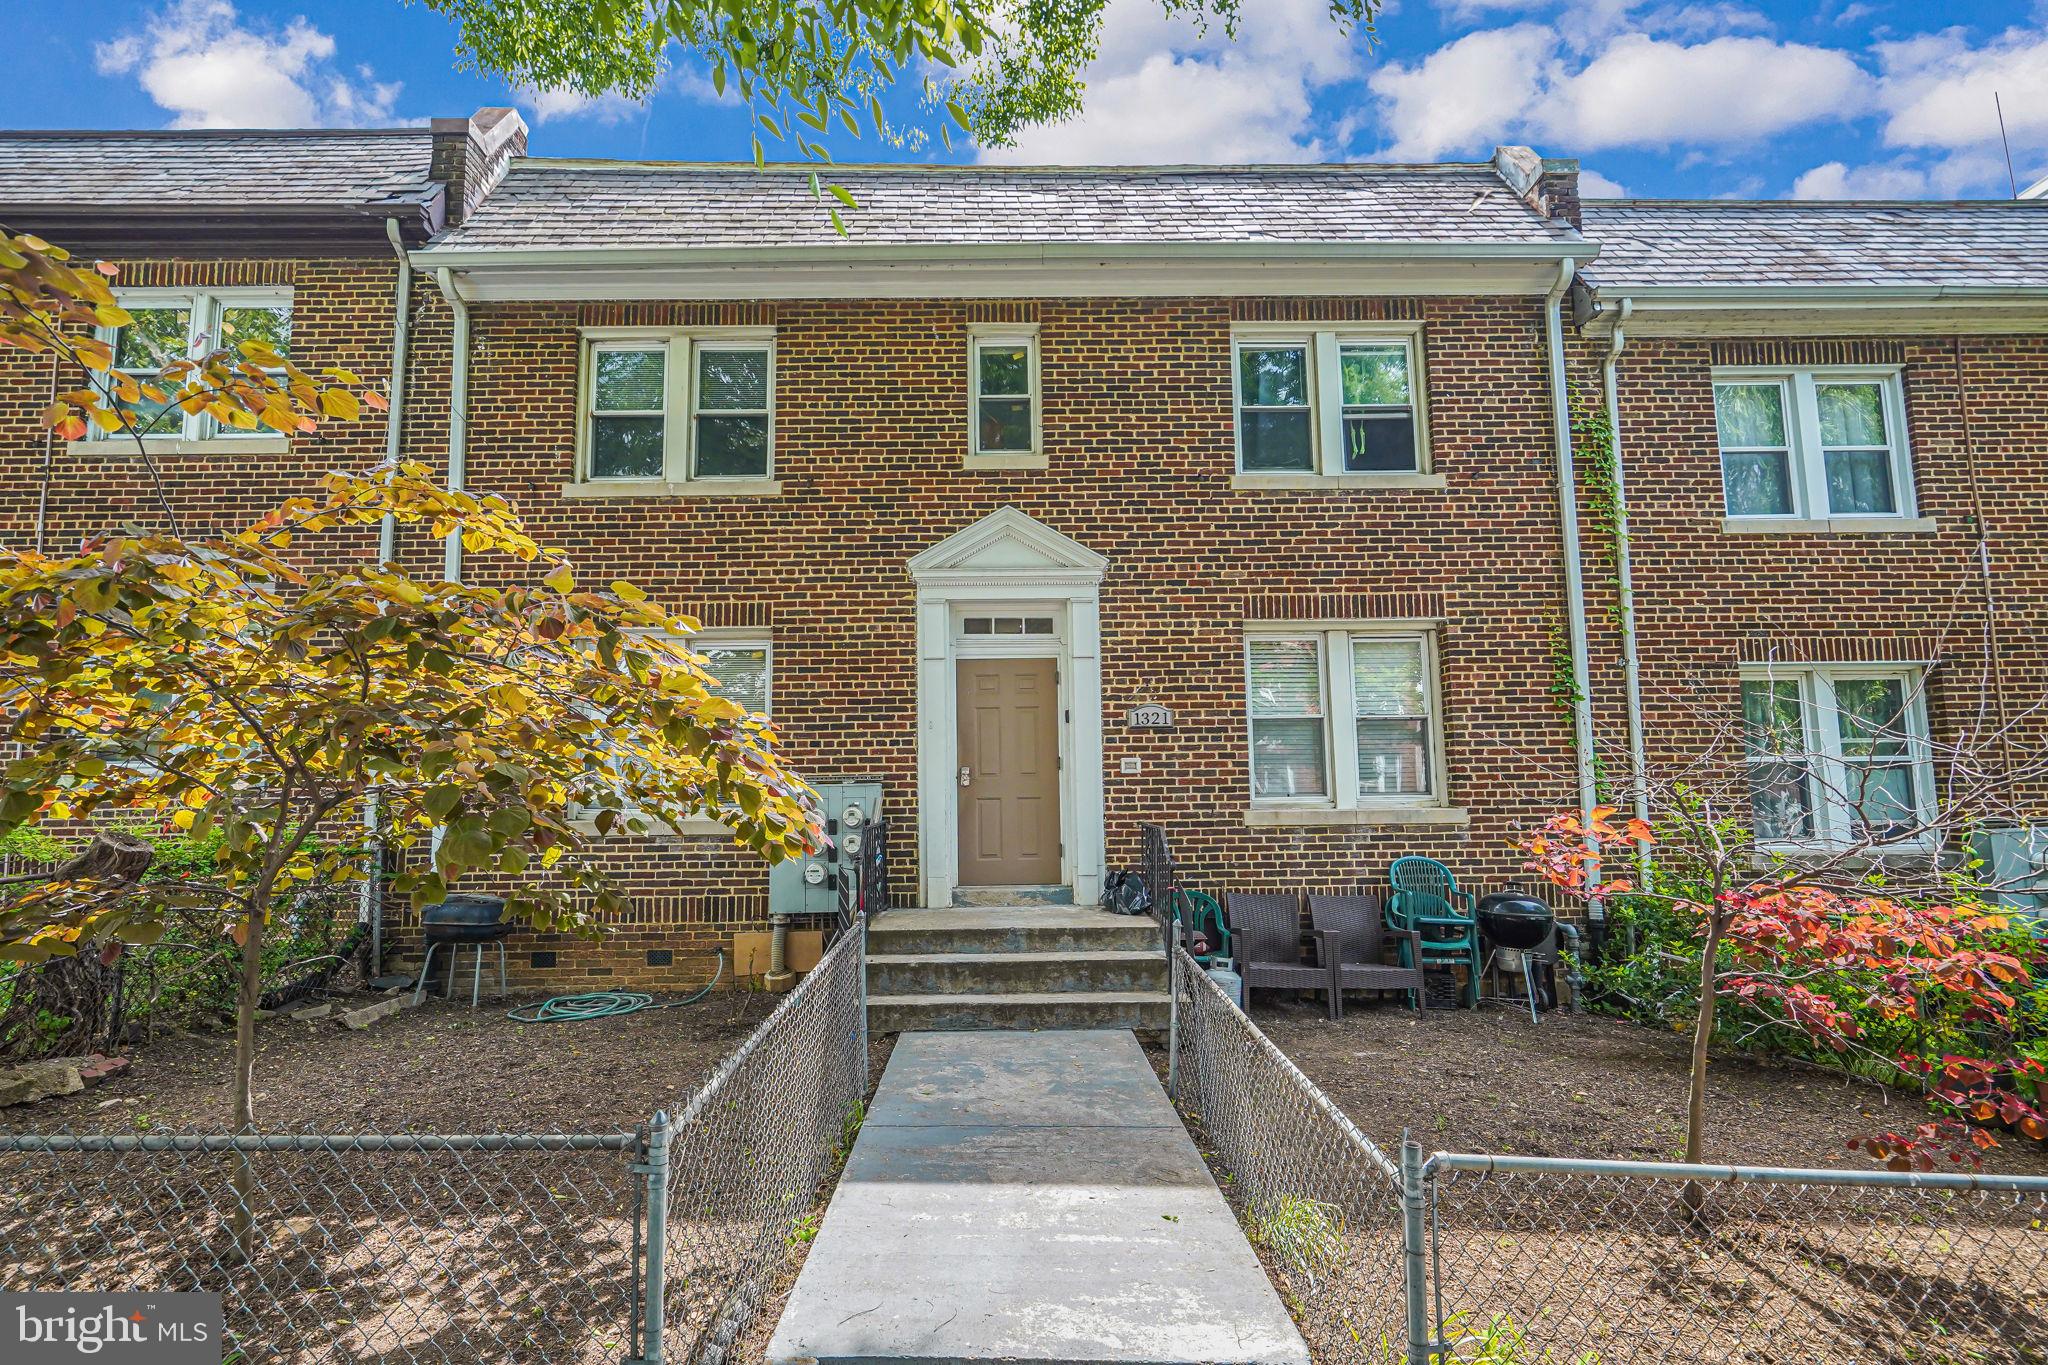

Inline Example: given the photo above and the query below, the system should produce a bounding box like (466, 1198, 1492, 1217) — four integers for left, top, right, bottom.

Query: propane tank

(1204, 959, 1245, 1010)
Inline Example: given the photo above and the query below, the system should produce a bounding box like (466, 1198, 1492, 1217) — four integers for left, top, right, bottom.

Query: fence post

(633, 1111, 671, 1365)
(1165, 941, 1180, 1098)
(856, 912, 869, 1071)
(1401, 1135, 1433, 1365)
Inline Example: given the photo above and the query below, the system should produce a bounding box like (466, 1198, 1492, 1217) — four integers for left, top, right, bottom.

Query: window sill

(1722, 515, 1938, 536)
(1243, 804, 1469, 829)
(68, 435, 292, 457)
(1233, 472, 1446, 492)
(962, 452, 1048, 471)
(563, 478, 783, 500)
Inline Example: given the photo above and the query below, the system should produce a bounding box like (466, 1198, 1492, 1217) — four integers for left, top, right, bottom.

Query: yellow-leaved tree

(0, 229, 823, 1175)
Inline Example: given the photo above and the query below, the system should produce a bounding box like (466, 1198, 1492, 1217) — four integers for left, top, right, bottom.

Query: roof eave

(411, 239, 1591, 269)
(1583, 282, 2048, 337)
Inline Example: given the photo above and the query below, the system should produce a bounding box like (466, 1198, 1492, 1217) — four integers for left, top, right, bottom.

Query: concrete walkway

(765, 1029, 1310, 1364)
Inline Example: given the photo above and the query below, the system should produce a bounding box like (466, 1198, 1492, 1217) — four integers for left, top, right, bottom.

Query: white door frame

(908, 508, 1108, 909)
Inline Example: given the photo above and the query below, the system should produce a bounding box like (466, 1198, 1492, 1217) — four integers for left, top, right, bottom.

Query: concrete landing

(765, 1030, 1311, 1365)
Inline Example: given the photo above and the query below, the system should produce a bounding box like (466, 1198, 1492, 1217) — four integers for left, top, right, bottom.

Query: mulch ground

(1, 985, 780, 1136)
(1252, 996, 2048, 1175)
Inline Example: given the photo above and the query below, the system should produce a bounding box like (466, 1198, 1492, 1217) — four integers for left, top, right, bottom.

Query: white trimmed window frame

(966, 322, 1043, 464)
(1243, 623, 1449, 813)
(571, 627, 774, 836)
(574, 326, 777, 492)
(1231, 323, 1431, 481)
(88, 286, 295, 448)
(1712, 366, 1918, 524)
(1740, 662, 1936, 851)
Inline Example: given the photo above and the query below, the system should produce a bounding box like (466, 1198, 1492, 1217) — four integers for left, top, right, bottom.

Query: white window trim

(1742, 662, 1935, 851)
(83, 287, 295, 449)
(1713, 366, 1918, 523)
(1231, 323, 1431, 482)
(1243, 623, 1450, 815)
(572, 628, 774, 837)
(966, 322, 1043, 463)
(572, 326, 778, 495)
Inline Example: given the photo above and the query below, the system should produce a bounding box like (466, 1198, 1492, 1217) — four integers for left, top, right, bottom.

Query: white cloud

(94, 0, 398, 128)
(1369, 25, 1555, 160)
(1875, 26, 2048, 152)
(1578, 168, 1631, 196)
(522, 86, 645, 126)
(1788, 159, 1928, 199)
(980, 0, 1366, 164)
(1368, 26, 1867, 158)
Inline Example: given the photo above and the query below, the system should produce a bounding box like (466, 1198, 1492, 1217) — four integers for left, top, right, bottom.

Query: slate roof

(0, 128, 441, 213)
(1581, 199, 2048, 290)
(428, 160, 1582, 252)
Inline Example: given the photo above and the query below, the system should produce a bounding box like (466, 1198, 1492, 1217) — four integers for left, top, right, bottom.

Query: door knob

(959, 766, 972, 787)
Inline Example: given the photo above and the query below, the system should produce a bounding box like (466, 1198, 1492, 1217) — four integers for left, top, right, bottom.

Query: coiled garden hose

(504, 951, 725, 1023)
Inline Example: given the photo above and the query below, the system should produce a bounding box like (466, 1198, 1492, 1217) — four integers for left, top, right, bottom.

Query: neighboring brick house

(3, 120, 2046, 994)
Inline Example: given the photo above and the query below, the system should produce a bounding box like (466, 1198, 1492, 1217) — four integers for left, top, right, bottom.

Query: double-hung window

(1740, 664, 1931, 847)
(1235, 329, 1427, 478)
(1246, 628, 1444, 810)
(580, 330, 775, 487)
(968, 326, 1040, 459)
(96, 289, 293, 443)
(1713, 370, 1915, 522)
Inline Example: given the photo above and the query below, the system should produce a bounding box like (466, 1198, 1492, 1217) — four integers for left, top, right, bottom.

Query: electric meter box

(767, 781, 883, 920)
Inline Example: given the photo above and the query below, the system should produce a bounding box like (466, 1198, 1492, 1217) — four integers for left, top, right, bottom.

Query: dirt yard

(1252, 997, 2048, 1175)
(1, 986, 781, 1136)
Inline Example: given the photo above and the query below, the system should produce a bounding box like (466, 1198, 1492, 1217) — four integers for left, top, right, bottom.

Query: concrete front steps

(867, 906, 1170, 1032)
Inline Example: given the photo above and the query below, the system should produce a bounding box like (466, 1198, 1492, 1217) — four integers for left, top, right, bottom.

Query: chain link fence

(0, 915, 872, 1365)
(1168, 944, 2048, 1365)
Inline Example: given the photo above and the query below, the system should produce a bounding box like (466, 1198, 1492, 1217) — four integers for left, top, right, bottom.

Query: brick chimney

(429, 107, 529, 226)
(1492, 146, 1582, 230)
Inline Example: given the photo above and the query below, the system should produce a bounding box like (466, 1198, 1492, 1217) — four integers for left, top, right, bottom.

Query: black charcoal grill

(1476, 889, 1558, 1022)
(412, 894, 511, 1006)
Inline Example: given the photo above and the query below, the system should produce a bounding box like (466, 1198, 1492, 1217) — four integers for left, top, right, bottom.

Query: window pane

(977, 344, 1030, 397)
(1831, 677, 1909, 757)
(963, 618, 992, 635)
(1845, 762, 1915, 837)
(1357, 718, 1430, 796)
(590, 415, 665, 479)
(1749, 761, 1815, 840)
(1353, 639, 1427, 717)
(594, 349, 665, 412)
(220, 303, 290, 359)
(1252, 720, 1328, 798)
(1342, 414, 1417, 472)
(701, 646, 769, 714)
(1240, 411, 1314, 471)
(695, 414, 769, 477)
(977, 397, 1032, 452)
(1248, 638, 1323, 718)
(1239, 346, 1308, 407)
(1742, 679, 1804, 756)
(1826, 448, 1897, 515)
(698, 349, 769, 411)
(115, 307, 190, 370)
(1340, 344, 1410, 405)
(1723, 450, 1794, 516)
(1817, 383, 1886, 448)
(1024, 617, 1054, 635)
(1715, 383, 1786, 449)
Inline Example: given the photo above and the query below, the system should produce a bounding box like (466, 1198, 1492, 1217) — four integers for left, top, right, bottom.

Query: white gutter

(378, 217, 412, 563)
(433, 265, 470, 585)
(1603, 299, 1653, 886)
(1545, 259, 1601, 886)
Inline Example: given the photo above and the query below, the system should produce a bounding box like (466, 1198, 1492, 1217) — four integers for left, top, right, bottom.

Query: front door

(956, 657, 1061, 886)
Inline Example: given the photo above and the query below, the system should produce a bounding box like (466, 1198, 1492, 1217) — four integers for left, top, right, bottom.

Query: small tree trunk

(228, 895, 268, 1257)
(1681, 912, 1725, 1216)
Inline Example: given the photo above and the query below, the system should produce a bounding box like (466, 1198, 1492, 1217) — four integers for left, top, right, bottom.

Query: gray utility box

(767, 781, 883, 919)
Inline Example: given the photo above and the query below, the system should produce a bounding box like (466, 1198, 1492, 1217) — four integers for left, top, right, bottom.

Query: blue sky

(11, 0, 2048, 200)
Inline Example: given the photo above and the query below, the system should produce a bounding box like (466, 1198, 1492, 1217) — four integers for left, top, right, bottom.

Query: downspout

(363, 218, 415, 977)
(434, 265, 470, 586)
(1603, 299, 1653, 888)
(1544, 260, 1601, 895)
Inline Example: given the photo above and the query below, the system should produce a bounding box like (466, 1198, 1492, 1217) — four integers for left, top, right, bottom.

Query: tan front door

(956, 657, 1061, 886)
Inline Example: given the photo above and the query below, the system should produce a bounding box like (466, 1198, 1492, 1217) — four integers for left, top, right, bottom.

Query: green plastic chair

(1171, 888, 1233, 966)
(1386, 856, 1481, 1008)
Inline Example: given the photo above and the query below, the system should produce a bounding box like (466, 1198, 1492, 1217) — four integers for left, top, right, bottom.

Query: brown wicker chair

(1226, 891, 1338, 1020)
(1308, 893, 1425, 1016)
